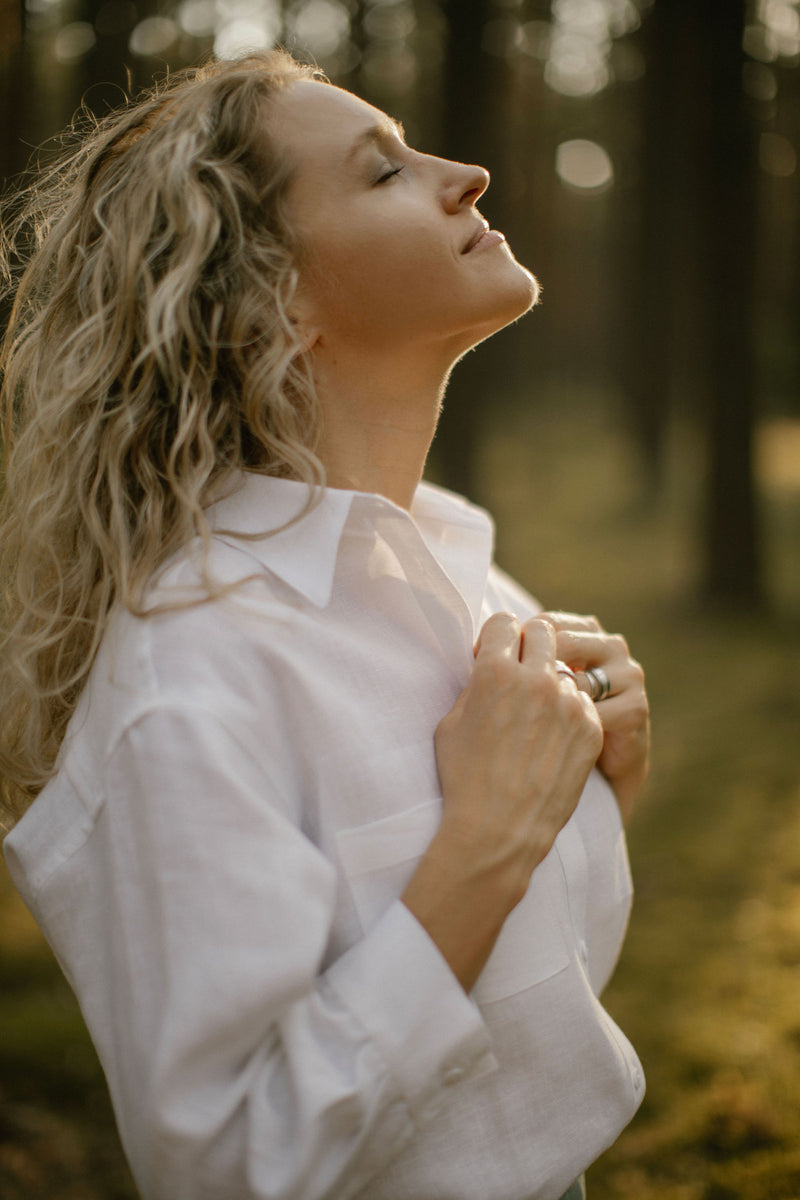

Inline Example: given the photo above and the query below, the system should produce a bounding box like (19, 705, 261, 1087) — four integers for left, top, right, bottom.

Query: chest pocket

(335, 798, 571, 1005)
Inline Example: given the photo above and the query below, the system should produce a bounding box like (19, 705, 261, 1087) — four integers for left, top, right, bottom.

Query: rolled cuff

(325, 899, 498, 1126)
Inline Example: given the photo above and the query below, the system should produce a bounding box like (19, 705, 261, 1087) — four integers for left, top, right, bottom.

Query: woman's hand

(539, 611, 650, 825)
(434, 614, 604, 879)
(403, 613, 603, 992)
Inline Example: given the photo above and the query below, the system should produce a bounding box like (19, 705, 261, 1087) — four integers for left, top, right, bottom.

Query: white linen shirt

(4, 474, 644, 1200)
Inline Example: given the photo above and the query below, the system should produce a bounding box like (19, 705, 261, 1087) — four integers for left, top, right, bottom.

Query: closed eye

(376, 165, 405, 184)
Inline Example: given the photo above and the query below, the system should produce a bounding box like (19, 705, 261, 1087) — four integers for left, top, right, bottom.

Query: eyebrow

(345, 118, 407, 163)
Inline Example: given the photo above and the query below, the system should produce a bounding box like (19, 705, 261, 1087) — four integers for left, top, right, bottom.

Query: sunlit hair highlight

(0, 50, 326, 826)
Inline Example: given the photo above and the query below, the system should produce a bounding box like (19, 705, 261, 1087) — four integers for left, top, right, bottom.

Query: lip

(462, 220, 506, 254)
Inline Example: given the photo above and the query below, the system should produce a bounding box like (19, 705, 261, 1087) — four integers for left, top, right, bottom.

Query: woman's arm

(403, 613, 604, 992)
(98, 707, 495, 1200)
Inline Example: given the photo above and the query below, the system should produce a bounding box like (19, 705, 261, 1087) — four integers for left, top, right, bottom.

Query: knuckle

(554, 628, 577, 652)
(609, 632, 629, 656)
(522, 615, 554, 638)
(619, 693, 649, 728)
(539, 610, 567, 629)
(581, 714, 604, 755)
(563, 686, 596, 729)
(487, 610, 520, 632)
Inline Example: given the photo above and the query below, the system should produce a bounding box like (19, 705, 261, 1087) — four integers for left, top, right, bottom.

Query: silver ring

(554, 660, 577, 683)
(583, 666, 612, 702)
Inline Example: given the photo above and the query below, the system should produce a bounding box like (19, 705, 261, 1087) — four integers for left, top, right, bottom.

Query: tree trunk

(621, 0, 685, 495)
(694, 0, 762, 608)
(0, 0, 24, 181)
(432, 0, 505, 503)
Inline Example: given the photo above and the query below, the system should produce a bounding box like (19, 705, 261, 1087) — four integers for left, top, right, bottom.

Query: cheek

(313, 231, 451, 322)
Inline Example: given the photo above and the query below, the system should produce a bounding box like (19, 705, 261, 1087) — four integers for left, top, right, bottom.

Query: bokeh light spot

(290, 0, 350, 57)
(555, 138, 614, 192)
(214, 17, 273, 57)
(546, 34, 610, 97)
(363, 1, 415, 41)
(25, 0, 63, 14)
(742, 60, 778, 101)
(128, 15, 179, 56)
(552, 0, 608, 40)
(177, 0, 217, 38)
(54, 21, 96, 60)
(759, 131, 797, 176)
(520, 19, 552, 60)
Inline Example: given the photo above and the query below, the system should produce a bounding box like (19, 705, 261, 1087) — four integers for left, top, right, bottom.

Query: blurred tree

(432, 0, 517, 504)
(0, 0, 23, 178)
(628, 0, 763, 608)
(695, 0, 762, 609)
(431, 0, 493, 502)
(622, 0, 678, 494)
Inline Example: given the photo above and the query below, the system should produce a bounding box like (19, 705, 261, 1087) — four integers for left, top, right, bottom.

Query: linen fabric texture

(4, 474, 644, 1200)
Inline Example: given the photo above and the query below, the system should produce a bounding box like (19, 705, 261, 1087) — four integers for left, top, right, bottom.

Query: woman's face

(269, 80, 539, 359)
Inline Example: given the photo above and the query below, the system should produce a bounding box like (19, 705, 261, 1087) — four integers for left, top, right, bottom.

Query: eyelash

(376, 165, 405, 184)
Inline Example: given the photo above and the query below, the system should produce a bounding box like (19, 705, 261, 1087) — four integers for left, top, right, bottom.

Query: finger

(590, 693, 647, 728)
(554, 629, 629, 671)
(473, 612, 522, 662)
(576, 658, 646, 705)
(575, 669, 619, 703)
(554, 659, 578, 685)
(518, 616, 558, 667)
(539, 611, 603, 634)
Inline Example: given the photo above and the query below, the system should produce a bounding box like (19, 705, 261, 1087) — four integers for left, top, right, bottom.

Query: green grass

(1, 398, 798, 1198)
(479, 398, 800, 1200)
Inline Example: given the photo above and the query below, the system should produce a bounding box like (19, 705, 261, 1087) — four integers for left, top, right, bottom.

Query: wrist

(401, 821, 536, 993)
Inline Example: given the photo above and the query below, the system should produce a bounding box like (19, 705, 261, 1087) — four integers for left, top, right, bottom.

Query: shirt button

(442, 1065, 465, 1087)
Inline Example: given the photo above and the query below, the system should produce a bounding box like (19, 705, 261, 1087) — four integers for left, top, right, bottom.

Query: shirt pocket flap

(336, 799, 442, 920)
(336, 800, 572, 1005)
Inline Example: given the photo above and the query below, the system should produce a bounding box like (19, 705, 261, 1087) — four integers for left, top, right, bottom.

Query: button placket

(378, 513, 480, 681)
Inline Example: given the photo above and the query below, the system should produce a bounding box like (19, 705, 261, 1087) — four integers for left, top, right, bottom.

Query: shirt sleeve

(95, 705, 496, 1200)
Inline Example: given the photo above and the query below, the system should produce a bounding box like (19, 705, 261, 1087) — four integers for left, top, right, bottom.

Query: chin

(469, 268, 541, 348)
(510, 260, 542, 312)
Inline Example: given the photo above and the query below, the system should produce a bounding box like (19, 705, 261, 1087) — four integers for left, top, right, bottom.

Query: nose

(439, 159, 490, 213)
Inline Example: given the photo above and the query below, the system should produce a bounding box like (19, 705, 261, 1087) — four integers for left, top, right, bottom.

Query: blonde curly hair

(0, 50, 327, 826)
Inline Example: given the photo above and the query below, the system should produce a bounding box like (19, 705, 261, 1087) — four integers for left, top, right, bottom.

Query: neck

(312, 342, 456, 511)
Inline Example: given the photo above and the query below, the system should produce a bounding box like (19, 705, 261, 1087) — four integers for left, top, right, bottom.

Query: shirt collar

(206, 473, 494, 620)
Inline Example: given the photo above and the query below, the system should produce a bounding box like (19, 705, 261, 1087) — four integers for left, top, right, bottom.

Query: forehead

(268, 80, 389, 164)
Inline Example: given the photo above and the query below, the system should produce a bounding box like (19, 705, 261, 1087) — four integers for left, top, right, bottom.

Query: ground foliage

(1, 398, 798, 1199)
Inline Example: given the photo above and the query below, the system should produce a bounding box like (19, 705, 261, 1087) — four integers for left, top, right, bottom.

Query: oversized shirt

(4, 474, 644, 1200)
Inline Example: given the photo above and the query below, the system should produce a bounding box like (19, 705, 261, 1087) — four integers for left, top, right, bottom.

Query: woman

(0, 50, 649, 1200)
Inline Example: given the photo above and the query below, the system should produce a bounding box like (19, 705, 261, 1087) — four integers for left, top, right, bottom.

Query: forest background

(1, 0, 799, 1197)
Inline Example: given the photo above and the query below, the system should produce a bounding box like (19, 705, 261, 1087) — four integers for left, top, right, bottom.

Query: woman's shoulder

(67, 537, 302, 756)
